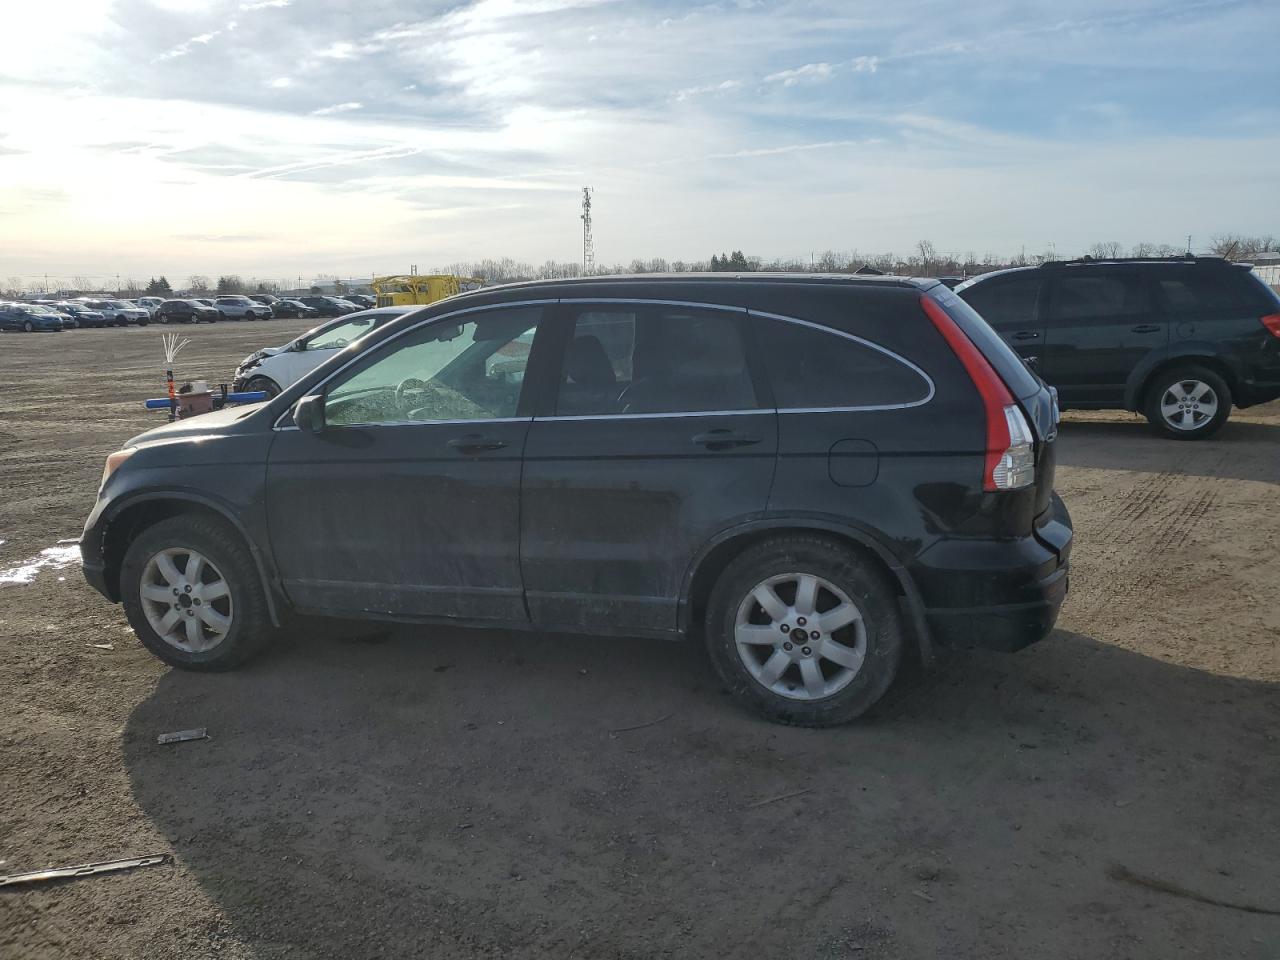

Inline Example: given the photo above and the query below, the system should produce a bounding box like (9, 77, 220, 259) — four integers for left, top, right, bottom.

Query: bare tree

(2, 276, 25, 297)
(1208, 234, 1277, 259)
(915, 240, 940, 274)
(187, 275, 211, 294)
(1087, 241, 1124, 259)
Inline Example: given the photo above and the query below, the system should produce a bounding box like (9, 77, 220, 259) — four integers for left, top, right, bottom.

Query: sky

(1, 0, 1278, 284)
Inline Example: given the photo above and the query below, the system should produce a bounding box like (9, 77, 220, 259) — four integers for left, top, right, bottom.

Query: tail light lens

(994, 405, 1036, 489)
(1261, 313, 1280, 338)
(920, 295, 1036, 492)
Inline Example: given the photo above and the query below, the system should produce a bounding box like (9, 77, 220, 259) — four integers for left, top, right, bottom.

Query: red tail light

(1261, 313, 1280, 338)
(920, 295, 1034, 492)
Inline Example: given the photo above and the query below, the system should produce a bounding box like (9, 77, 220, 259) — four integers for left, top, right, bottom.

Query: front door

(265, 304, 547, 621)
(520, 302, 778, 635)
(1041, 269, 1166, 405)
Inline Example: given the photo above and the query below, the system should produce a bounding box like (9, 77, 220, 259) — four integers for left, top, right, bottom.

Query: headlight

(101, 448, 137, 489)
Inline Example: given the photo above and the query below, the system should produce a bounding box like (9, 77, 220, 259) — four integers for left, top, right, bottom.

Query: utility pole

(1186, 235, 1193, 255)
(580, 187, 594, 276)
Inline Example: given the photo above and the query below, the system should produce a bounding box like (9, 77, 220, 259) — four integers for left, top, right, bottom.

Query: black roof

(1038, 255, 1228, 268)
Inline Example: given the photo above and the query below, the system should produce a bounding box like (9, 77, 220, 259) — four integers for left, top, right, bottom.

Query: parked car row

(2, 292, 377, 331)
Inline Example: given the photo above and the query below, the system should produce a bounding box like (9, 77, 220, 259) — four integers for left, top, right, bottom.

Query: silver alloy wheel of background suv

(1159, 379, 1219, 432)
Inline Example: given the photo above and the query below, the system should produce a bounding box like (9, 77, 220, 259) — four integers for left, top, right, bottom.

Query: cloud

(764, 62, 834, 86)
(157, 30, 221, 61)
(674, 79, 741, 102)
(1, 0, 1278, 276)
(311, 101, 364, 116)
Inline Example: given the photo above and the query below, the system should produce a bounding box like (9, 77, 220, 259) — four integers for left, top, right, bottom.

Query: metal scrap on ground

(0, 855, 171, 889)
(156, 728, 208, 745)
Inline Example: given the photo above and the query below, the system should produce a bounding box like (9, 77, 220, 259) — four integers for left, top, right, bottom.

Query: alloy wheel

(1159, 379, 1218, 431)
(139, 548, 234, 653)
(734, 572, 867, 701)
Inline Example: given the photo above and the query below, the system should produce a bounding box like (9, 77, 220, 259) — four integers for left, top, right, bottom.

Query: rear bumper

(911, 493, 1073, 652)
(925, 564, 1068, 651)
(1235, 376, 1280, 408)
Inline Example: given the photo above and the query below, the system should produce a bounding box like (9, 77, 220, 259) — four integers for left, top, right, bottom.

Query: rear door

(956, 273, 1047, 371)
(520, 301, 777, 636)
(1040, 268, 1165, 404)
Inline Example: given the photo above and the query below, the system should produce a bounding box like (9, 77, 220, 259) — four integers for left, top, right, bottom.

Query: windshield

(304, 317, 377, 351)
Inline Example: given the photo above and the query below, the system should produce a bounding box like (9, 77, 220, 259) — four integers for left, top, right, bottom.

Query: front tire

(120, 515, 274, 670)
(244, 375, 282, 399)
(704, 536, 903, 726)
(23, 320, 33, 332)
(1143, 364, 1231, 440)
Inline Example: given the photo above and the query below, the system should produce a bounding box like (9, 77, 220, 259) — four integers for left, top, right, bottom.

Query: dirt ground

(1, 322, 1277, 960)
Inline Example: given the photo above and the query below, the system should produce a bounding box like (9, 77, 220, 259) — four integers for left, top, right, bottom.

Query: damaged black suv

(83, 276, 1072, 726)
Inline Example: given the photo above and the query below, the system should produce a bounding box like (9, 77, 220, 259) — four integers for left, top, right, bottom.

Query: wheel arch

(680, 518, 934, 664)
(1126, 348, 1239, 412)
(102, 493, 283, 626)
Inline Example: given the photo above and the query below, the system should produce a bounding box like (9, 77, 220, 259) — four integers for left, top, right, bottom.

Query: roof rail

(1039, 255, 1225, 268)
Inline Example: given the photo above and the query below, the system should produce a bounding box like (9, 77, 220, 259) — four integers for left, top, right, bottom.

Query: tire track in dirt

(1068, 450, 1228, 623)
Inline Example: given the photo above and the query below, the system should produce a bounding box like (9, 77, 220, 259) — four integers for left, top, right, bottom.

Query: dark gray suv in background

(957, 256, 1280, 439)
(82, 275, 1072, 726)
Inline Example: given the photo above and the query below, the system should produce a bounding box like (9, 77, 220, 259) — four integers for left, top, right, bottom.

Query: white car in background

(135, 296, 165, 315)
(231, 306, 415, 398)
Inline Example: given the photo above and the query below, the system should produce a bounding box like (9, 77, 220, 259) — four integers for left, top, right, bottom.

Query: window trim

(273, 298, 559, 430)
(275, 295, 935, 429)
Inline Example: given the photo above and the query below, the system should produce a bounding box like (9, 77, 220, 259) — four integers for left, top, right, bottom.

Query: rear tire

(704, 535, 903, 726)
(1143, 364, 1231, 440)
(120, 515, 274, 671)
(23, 320, 33, 332)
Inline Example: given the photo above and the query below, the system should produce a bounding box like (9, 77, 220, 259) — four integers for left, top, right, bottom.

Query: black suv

(957, 257, 1280, 439)
(155, 299, 220, 324)
(298, 296, 359, 317)
(82, 276, 1072, 726)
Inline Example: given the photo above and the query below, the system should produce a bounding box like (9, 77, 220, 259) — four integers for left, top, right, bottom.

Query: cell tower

(580, 186, 594, 276)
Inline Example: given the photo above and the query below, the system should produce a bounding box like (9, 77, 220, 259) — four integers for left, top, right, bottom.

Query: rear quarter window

(1156, 268, 1272, 314)
(754, 316, 931, 409)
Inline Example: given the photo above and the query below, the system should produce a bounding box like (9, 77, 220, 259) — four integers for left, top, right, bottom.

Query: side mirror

(292, 394, 326, 434)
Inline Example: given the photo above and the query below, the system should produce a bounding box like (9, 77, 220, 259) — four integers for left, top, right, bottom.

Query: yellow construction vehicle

(371, 275, 485, 308)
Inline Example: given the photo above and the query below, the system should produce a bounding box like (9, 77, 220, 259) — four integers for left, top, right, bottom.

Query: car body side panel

(520, 411, 779, 635)
(265, 419, 532, 621)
